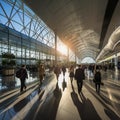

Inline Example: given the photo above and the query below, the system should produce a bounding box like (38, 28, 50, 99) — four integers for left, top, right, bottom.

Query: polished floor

(0, 69, 120, 120)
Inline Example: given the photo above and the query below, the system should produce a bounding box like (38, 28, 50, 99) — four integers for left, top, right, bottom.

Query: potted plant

(2, 52, 16, 75)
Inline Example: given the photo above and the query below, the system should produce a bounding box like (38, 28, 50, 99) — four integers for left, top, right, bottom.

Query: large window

(0, 0, 71, 66)
(0, 0, 55, 48)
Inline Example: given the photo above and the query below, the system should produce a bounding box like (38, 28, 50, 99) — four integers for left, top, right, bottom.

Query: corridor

(0, 69, 120, 120)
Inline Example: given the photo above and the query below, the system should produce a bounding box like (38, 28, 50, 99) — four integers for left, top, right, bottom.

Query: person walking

(75, 65, 85, 93)
(69, 65, 74, 84)
(94, 67, 101, 93)
(19, 65, 28, 93)
(38, 64, 45, 85)
(62, 65, 66, 77)
(54, 65, 61, 81)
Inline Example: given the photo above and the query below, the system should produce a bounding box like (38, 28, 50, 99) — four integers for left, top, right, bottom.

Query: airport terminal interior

(0, 0, 120, 120)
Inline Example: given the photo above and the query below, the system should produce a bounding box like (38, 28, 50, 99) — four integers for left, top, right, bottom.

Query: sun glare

(58, 45, 67, 55)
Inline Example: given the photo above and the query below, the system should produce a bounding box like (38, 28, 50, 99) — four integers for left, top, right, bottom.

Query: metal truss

(0, 0, 76, 62)
(0, 0, 55, 48)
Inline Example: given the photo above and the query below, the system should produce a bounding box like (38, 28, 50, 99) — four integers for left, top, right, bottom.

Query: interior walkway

(0, 69, 120, 120)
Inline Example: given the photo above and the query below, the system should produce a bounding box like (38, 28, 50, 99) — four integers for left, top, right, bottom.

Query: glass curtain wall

(0, 0, 55, 67)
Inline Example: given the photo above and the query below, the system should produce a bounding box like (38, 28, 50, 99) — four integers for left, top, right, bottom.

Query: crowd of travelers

(16, 63, 108, 94)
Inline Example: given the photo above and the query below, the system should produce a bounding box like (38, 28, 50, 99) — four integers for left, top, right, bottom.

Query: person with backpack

(17, 65, 28, 93)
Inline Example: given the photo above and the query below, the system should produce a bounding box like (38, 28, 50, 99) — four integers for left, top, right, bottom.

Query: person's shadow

(98, 94, 120, 120)
(62, 78, 67, 91)
(71, 84, 101, 120)
(54, 81, 62, 98)
(34, 82, 62, 120)
(104, 108, 120, 120)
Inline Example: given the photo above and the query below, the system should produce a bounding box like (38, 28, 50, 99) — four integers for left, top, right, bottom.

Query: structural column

(75, 50, 77, 65)
(67, 47, 69, 66)
(114, 53, 118, 71)
(55, 32, 57, 65)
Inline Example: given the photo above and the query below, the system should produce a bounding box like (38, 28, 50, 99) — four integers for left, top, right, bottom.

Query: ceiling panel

(24, 0, 120, 61)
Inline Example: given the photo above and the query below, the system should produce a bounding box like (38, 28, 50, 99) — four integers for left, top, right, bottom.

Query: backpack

(16, 69, 22, 78)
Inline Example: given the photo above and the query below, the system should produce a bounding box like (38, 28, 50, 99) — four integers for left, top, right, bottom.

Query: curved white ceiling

(24, 0, 120, 61)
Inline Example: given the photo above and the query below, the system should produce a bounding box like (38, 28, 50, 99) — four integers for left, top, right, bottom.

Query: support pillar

(67, 47, 69, 66)
(114, 53, 118, 71)
(55, 32, 57, 65)
(75, 50, 77, 65)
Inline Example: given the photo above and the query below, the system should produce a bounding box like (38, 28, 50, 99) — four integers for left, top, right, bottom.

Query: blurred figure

(19, 65, 28, 93)
(94, 67, 101, 93)
(54, 65, 61, 81)
(62, 65, 66, 77)
(104, 65, 107, 72)
(69, 65, 74, 84)
(38, 64, 45, 85)
(75, 65, 85, 93)
(62, 78, 67, 91)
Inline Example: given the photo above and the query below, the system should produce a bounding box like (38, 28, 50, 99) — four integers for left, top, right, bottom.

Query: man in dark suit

(75, 65, 85, 93)
(19, 65, 28, 93)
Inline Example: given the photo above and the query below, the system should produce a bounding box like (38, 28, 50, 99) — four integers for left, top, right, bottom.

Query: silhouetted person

(62, 78, 67, 91)
(75, 65, 85, 93)
(54, 65, 61, 81)
(19, 65, 28, 93)
(62, 65, 66, 77)
(69, 65, 74, 84)
(38, 64, 45, 85)
(94, 67, 101, 93)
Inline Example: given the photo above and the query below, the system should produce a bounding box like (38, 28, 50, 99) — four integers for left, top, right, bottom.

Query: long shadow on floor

(34, 82, 62, 120)
(71, 83, 101, 120)
(0, 85, 40, 120)
(99, 94, 120, 120)
(84, 83, 120, 120)
(62, 78, 67, 91)
(0, 82, 38, 114)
